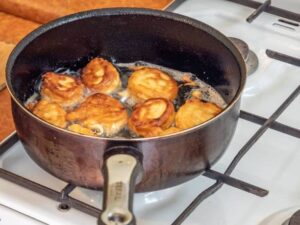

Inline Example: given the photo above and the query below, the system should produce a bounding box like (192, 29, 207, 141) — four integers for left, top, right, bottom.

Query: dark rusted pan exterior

(6, 8, 246, 192)
(11, 98, 240, 191)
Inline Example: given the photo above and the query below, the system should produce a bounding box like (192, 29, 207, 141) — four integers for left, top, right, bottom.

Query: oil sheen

(25, 60, 227, 138)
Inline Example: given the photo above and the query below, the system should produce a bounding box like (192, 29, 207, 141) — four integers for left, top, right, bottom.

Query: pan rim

(6, 7, 247, 142)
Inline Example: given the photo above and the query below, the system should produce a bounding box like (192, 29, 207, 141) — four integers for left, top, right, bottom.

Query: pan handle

(98, 146, 143, 225)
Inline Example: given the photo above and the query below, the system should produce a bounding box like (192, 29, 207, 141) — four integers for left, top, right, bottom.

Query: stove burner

(283, 210, 300, 225)
(229, 37, 249, 60)
(246, 50, 259, 76)
(229, 37, 259, 76)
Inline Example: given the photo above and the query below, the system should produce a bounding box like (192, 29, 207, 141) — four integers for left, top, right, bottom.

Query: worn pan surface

(6, 8, 246, 225)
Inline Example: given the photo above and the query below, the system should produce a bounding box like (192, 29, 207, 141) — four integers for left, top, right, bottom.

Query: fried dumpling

(66, 93, 128, 136)
(158, 127, 182, 136)
(128, 98, 175, 137)
(41, 72, 84, 108)
(175, 98, 222, 129)
(81, 58, 121, 94)
(67, 124, 96, 136)
(32, 99, 67, 128)
(127, 68, 178, 103)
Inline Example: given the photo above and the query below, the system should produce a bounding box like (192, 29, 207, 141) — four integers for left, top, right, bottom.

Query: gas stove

(0, 0, 299, 224)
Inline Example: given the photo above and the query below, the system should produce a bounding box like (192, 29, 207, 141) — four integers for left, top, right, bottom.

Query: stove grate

(240, 111, 300, 139)
(246, 0, 271, 23)
(266, 50, 300, 67)
(227, 0, 300, 23)
(0, 169, 101, 217)
(172, 85, 300, 224)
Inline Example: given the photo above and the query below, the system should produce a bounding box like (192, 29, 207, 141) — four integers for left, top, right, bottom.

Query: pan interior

(7, 10, 243, 114)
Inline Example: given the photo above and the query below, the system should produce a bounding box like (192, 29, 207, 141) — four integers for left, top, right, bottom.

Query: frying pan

(6, 8, 246, 225)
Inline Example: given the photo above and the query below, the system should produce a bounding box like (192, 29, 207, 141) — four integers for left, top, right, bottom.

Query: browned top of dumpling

(175, 98, 222, 129)
(81, 57, 121, 94)
(128, 98, 175, 137)
(67, 93, 128, 136)
(32, 99, 67, 128)
(127, 68, 178, 103)
(41, 72, 84, 107)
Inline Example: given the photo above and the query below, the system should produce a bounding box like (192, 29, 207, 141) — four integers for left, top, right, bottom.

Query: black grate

(246, 0, 271, 23)
(227, 0, 300, 22)
(266, 50, 300, 67)
(172, 84, 300, 224)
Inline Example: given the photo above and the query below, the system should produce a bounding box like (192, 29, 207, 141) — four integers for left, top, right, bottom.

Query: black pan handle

(98, 146, 143, 225)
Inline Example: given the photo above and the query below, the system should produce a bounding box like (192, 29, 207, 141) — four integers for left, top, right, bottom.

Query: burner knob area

(228, 37, 249, 61)
(228, 37, 259, 76)
(287, 210, 300, 225)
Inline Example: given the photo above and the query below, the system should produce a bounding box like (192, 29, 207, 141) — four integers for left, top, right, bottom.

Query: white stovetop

(0, 0, 300, 224)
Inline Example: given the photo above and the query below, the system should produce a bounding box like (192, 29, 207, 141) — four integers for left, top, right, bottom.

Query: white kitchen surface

(0, 0, 299, 224)
(256, 0, 300, 15)
(0, 204, 46, 225)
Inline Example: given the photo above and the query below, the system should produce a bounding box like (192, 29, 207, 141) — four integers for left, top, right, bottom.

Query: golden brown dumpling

(158, 127, 182, 136)
(175, 98, 222, 129)
(67, 124, 96, 136)
(41, 72, 84, 108)
(32, 99, 67, 128)
(81, 58, 121, 94)
(66, 93, 128, 136)
(127, 68, 178, 103)
(128, 98, 175, 137)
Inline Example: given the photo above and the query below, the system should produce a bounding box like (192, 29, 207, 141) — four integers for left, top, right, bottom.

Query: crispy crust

(127, 68, 178, 103)
(66, 93, 128, 136)
(81, 58, 121, 94)
(158, 126, 182, 136)
(175, 98, 222, 129)
(41, 72, 84, 107)
(128, 98, 175, 137)
(32, 99, 67, 128)
(67, 124, 96, 136)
